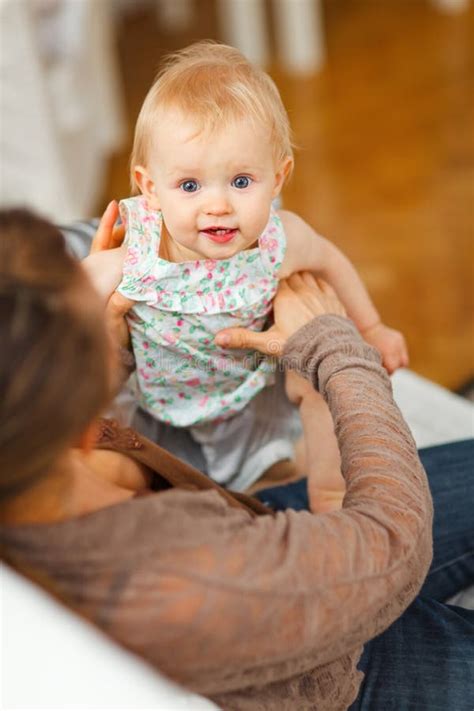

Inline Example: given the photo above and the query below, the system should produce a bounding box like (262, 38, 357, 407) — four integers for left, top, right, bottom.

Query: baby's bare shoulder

(277, 210, 324, 277)
(278, 209, 306, 233)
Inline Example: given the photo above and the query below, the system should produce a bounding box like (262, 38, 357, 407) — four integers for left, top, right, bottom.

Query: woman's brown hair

(0, 209, 111, 502)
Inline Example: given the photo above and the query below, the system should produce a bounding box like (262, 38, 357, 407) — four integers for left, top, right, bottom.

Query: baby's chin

(197, 235, 255, 260)
(199, 246, 239, 261)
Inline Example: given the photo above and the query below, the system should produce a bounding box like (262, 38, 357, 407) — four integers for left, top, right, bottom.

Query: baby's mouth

(201, 227, 238, 243)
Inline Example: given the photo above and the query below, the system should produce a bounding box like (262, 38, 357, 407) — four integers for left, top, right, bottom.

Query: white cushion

(1, 565, 219, 710)
(392, 369, 473, 448)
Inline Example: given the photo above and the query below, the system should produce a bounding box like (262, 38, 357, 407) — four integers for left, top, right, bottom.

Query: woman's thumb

(214, 327, 281, 355)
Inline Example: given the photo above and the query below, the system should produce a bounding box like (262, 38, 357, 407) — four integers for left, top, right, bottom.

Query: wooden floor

(102, 0, 474, 390)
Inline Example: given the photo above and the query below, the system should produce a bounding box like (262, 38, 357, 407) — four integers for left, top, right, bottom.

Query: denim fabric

(417, 440, 474, 602)
(350, 597, 474, 711)
(257, 439, 474, 711)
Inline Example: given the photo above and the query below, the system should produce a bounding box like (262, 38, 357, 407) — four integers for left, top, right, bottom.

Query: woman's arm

(111, 278, 432, 692)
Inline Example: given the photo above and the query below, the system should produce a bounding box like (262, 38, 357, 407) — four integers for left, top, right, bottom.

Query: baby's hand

(362, 322, 409, 374)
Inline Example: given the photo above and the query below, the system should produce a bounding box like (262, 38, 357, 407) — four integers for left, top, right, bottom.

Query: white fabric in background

(0, 0, 125, 221)
(392, 369, 474, 610)
(1, 565, 219, 710)
(392, 369, 473, 448)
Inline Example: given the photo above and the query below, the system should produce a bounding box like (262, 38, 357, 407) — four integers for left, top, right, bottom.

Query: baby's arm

(279, 210, 408, 373)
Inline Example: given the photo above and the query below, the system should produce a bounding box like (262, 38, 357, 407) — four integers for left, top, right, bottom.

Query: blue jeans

(257, 439, 474, 711)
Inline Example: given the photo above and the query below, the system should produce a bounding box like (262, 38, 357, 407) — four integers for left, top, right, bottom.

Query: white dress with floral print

(117, 195, 286, 427)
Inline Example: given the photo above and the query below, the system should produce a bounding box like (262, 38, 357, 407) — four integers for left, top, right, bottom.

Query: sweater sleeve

(105, 315, 433, 697)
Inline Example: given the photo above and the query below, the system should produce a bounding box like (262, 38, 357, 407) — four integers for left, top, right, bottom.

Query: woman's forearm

(284, 314, 431, 497)
(141, 315, 433, 689)
(283, 314, 433, 589)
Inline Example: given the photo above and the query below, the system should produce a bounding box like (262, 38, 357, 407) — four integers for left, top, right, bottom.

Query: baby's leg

(286, 372, 345, 513)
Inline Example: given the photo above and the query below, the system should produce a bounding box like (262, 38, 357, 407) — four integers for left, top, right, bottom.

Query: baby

(92, 42, 408, 509)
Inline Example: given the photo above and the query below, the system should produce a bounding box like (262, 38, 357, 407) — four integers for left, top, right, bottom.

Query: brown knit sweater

(1, 315, 433, 710)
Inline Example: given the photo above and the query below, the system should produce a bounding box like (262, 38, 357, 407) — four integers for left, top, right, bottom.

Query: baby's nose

(204, 192, 232, 215)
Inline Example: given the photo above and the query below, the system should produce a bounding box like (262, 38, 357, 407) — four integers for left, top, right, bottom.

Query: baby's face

(140, 111, 288, 261)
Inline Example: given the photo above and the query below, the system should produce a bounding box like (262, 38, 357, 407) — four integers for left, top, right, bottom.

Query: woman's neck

(0, 450, 133, 526)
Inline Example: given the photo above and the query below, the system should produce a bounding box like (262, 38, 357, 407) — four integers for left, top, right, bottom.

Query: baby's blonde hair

(130, 41, 293, 192)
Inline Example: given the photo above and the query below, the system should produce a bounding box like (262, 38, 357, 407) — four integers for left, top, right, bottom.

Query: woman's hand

(90, 200, 126, 254)
(82, 202, 127, 302)
(82, 201, 133, 349)
(215, 272, 346, 356)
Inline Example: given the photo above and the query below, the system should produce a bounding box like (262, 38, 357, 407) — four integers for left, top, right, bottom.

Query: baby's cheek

(246, 211, 271, 242)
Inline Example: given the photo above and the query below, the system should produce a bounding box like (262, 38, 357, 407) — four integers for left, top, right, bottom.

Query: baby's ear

(272, 156, 294, 197)
(134, 166, 160, 209)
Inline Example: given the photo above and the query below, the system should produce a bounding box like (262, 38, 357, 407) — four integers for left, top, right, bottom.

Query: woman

(0, 207, 472, 711)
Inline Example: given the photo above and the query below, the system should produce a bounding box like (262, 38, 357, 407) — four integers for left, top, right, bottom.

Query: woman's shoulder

(95, 419, 271, 515)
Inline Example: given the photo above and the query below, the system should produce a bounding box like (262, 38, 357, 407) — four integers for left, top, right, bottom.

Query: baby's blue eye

(232, 176, 251, 189)
(180, 180, 199, 193)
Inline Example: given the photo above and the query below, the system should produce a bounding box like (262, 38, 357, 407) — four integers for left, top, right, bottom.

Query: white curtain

(0, 0, 126, 220)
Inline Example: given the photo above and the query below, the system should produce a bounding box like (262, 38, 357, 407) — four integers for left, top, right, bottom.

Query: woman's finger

(315, 277, 336, 296)
(301, 273, 333, 296)
(111, 223, 126, 249)
(275, 277, 292, 294)
(286, 272, 306, 292)
(90, 201, 119, 254)
(300, 274, 346, 316)
(107, 292, 134, 319)
(106, 292, 134, 349)
(300, 272, 319, 289)
(215, 326, 283, 355)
